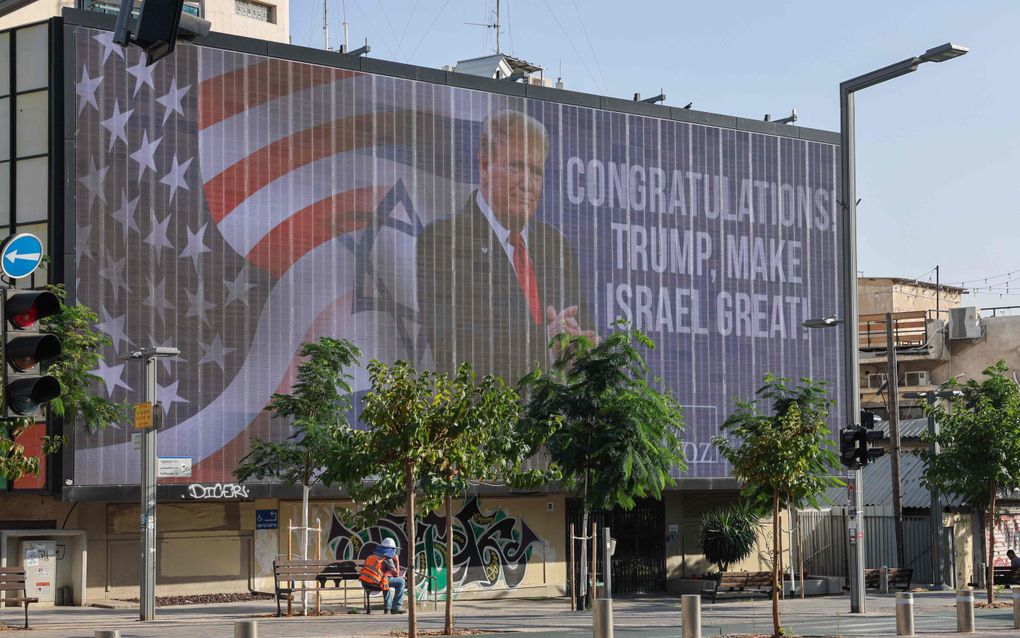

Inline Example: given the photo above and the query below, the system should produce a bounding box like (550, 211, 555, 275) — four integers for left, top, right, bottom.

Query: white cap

(381, 537, 397, 549)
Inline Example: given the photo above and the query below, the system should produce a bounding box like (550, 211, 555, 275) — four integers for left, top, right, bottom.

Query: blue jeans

(384, 576, 405, 610)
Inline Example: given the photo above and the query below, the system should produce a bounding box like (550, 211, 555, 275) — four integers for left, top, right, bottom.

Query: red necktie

(509, 231, 543, 325)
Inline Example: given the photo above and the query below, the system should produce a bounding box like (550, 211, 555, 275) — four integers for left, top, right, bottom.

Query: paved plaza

(2, 591, 1019, 638)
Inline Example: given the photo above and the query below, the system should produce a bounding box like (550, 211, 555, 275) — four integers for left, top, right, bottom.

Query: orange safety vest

(359, 553, 398, 590)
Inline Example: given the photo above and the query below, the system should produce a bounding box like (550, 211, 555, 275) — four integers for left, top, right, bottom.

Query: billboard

(70, 26, 844, 488)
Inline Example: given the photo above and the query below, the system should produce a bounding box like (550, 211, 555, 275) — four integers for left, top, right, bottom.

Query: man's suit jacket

(416, 193, 588, 384)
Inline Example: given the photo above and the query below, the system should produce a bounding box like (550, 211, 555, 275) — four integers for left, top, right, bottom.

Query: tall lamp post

(839, 41, 967, 613)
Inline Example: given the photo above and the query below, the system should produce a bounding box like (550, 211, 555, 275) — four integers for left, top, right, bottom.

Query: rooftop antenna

(466, 0, 502, 55)
(323, 0, 329, 50)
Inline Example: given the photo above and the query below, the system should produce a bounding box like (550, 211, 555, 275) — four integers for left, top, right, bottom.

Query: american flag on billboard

(73, 28, 486, 485)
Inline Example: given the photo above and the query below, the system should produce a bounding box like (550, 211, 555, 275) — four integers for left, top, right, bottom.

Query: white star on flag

(160, 153, 193, 204)
(156, 77, 190, 125)
(92, 30, 125, 65)
(143, 211, 175, 260)
(126, 55, 156, 96)
(78, 157, 109, 209)
(199, 335, 234, 371)
(224, 269, 255, 306)
(100, 101, 134, 151)
(75, 66, 102, 115)
(142, 275, 175, 325)
(129, 131, 162, 183)
(110, 189, 140, 233)
(184, 282, 215, 325)
(156, 380, 188, 414)
(92, 359, 132, 397)
(179, 223, 212, 268)
(95, 307, 133, 350)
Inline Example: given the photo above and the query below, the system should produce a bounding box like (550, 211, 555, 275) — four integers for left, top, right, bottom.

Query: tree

(0, 284, 125, 483)
(328, 360, 531, 638)
(713, 374, 841, 638)
(700, 501, 762, 572)
(919, 360, 1020, 604)
(234, 337, 361, 611)
(519, 325, 686, 607)
(41, 284, 127, 434)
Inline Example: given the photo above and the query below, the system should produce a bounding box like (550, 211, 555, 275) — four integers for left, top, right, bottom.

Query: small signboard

(0, 233, 44, 279)
(131, 432, 142, 451)
(255, 509, 279, 530)
(134, 402, 153, 429)
(157, 457, 192, 478)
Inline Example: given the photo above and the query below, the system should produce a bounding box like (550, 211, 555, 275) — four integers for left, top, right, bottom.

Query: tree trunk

(300, 481, 310, 614)
(771, 490, 781, 638)
(444, 495, 454, 635)
(987, 481, 997, 605)
(405, 461, 417, 638)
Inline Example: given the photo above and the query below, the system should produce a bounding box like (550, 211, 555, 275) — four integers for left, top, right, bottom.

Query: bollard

(956, 587, 975, 633)
(1013, 588, 1020, 630)
(94, 632, 120, 638)
(234, 620, 258, 638)
(592, 598, 613, 638)
(895, 592, 914, 636)
(880, 565, 890, 594)
(681, 594, 701, 638)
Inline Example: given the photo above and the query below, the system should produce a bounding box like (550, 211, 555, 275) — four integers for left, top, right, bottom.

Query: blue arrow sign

(0, 233, 44, 279)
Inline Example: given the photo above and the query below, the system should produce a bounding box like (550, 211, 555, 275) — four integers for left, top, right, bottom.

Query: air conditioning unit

(904, 371, 930, 387)
(949, 307, 983, 340)
(866, 373, 887, 389)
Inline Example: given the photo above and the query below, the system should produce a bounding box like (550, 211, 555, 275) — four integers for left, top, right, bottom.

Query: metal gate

(565, 498, 666, 595)
(799, 510, 948, 585)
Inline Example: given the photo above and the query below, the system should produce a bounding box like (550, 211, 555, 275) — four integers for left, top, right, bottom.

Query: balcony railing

(859, 310, 931, 351)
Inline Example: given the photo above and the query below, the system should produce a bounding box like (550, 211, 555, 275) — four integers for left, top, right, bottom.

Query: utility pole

(884, 312, 905, 567)
(323, 0, 329, 50)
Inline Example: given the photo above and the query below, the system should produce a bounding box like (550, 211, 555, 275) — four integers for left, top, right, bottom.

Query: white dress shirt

(476, 191, 529, 275)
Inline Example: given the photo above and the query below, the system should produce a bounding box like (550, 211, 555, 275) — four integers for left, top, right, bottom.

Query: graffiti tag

(186, 483, 250, 499)
(325, 496, 542, 594)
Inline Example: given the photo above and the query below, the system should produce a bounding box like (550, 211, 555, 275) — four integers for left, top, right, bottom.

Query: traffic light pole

(140, 353, 156, 622)
(124, 346, 179, 622)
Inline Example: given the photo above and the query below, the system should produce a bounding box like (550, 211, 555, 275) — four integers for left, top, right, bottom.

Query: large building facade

(0, 9, 846, 604)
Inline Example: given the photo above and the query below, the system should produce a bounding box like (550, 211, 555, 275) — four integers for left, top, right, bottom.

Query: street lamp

(904, 387, 964, 591)
(803, 315, 844, 329)
(839, 41, 967, 614)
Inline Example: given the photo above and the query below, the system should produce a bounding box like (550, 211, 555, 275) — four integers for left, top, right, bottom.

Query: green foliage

(0, 417, 64, 482)
(234, 337, 361, 487)
(713, 373, 842, 638)
(919, 360, 1020, 510)
(918, 360, 1020, 604)
(40, 284, 127, 433)
(519, 324, 686, 514)
(714, 374, 842, 509)
(329, 360, 533, 525)
(700, 501, 762, 571)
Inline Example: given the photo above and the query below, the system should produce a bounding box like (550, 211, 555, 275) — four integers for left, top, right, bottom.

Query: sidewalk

(2, 591, 1017, 638)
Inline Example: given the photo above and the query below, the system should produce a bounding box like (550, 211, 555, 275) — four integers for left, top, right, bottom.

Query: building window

(235, 0, 274, 23)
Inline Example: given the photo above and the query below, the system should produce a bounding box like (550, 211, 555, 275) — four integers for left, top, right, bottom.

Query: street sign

(134, 402, 153, 429)
(132, 432, 142, 451)
(255, 509, 279, 530)
(157, 457, 192, 478)
(0, 233, 44, 279)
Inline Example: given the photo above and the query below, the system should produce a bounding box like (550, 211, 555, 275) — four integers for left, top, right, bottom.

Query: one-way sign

(0, 233, 44, 279)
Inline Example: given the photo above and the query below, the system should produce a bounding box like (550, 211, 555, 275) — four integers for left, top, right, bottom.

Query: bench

(0, 566, 38, 628)
(709, 571, 774, 603)
(273, 559, 362, 616)
(863, 567, 912, 591)
(993, 566, 1020, 586)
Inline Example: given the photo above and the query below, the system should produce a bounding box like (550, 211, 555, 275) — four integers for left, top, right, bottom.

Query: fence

(799, 511, 940, 585)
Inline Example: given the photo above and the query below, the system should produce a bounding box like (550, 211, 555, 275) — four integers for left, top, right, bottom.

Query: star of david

(351, 180, 424, 360)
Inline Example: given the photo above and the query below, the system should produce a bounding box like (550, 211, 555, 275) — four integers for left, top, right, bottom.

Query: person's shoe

(390, 608, 406, 614)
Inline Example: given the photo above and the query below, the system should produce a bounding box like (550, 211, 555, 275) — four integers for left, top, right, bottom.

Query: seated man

(358, 537, 405, 614)
(1008, 549, 1020, 568)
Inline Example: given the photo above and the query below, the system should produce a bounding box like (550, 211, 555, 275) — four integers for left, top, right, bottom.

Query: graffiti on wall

(325, 496, 542, 593)
(990, 512, 1020, 566)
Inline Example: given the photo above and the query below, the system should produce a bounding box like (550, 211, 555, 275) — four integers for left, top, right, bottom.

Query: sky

(290, 0, 1020, 311)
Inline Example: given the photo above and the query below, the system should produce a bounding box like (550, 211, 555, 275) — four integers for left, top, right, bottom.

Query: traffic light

(839, 426, 885, 470)
(2, 289, 61, 418)
(860, 409, 877, 430)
